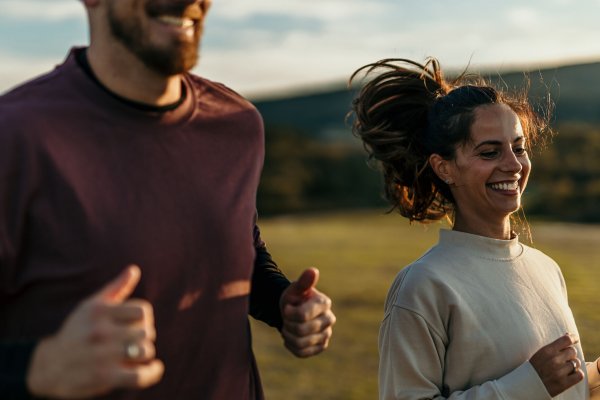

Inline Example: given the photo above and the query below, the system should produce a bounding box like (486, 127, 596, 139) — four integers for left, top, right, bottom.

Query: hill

(253, 61, 600, 141)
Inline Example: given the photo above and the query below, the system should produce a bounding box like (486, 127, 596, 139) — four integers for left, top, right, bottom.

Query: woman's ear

(429, 154, 454, 185)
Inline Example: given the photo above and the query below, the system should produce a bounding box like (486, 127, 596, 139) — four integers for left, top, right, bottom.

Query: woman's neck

(452, 211, 512, 240)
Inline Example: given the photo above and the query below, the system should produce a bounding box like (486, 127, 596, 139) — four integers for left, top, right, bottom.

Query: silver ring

(570, 359, 578, 374)
(125, 342, 141, 360)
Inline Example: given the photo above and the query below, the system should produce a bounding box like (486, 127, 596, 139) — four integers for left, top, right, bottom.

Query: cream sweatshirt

(379, 229, 597, 399)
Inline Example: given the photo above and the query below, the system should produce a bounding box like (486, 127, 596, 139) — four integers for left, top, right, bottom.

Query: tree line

(257, 122, 600, 223)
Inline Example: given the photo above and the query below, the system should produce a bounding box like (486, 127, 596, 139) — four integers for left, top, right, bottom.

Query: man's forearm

(249, 244, 290, 329)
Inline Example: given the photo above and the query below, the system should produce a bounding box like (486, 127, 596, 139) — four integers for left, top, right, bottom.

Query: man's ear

(429, 154, 454, 185)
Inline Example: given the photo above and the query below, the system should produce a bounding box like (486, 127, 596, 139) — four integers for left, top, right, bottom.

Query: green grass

(252, 210, 600, 399)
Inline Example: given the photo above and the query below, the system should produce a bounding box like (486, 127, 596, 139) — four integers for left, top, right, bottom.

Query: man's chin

(141, 47, 199, 76)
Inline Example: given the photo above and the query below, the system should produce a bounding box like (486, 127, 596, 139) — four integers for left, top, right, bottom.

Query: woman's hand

(530, 333, 584, 397)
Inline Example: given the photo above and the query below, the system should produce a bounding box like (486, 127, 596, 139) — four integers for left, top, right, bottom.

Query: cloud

(210, 0, 388, 23)
(196, 0, 600, 99)
(1, 0, 85, 21)
(204, 13, 324, 49)
(506, 7, 540, 28)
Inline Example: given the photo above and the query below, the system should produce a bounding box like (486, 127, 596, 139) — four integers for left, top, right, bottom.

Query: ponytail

(349, 58, 452, 222)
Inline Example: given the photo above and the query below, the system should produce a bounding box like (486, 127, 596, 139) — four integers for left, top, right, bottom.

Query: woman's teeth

(489, 182, 519, 191)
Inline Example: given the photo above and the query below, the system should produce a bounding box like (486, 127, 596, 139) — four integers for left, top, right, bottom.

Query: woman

(350, 58, 600, 399)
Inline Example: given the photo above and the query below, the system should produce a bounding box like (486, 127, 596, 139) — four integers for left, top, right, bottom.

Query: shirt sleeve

(0, 112, 39, 400)
(587, 360, 600, 398)
(379, 306, 551, 400)
(249, 223, 290, 330)
(0, 341, 36, 399)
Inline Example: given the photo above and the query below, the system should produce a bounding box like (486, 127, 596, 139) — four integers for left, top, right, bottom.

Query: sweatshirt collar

(438, 229, 524, 261)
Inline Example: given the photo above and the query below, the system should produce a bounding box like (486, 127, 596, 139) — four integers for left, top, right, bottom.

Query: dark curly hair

(349, 58, 551, 223)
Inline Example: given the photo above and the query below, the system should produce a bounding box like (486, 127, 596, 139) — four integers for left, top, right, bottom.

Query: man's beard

(107, 1, 202, 76)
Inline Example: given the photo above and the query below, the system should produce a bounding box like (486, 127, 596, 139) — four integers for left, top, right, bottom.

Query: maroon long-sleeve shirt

(0, 48, 272, 399)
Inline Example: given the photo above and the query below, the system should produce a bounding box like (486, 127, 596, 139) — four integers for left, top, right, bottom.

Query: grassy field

(252, 210, 600, 399)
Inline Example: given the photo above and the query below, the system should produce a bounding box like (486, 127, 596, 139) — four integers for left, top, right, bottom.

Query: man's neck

(75, 48, 186, 112)
(87, 42, 183, 106)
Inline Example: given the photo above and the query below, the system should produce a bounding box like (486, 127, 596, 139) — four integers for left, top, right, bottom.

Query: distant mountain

(253, 61, 600, 141)
(494, 62, 600, 124)
(254, 87, 356, 141)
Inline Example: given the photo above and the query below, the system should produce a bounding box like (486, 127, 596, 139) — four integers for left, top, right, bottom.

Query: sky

(2, 0, 600, 99)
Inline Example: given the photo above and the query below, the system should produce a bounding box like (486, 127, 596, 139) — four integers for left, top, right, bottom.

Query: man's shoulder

(1, 65, 65, 104)
(185, 73, 257, 109)
(0, 61, 76, 149)
(185, 73, 241, 95)
(0, 65, 73, 131)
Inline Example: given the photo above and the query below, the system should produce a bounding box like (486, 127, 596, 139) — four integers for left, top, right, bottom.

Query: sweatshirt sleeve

(379, 306, 551, 400)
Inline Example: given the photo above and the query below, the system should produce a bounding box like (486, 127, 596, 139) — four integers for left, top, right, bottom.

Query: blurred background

(2, 0, 600, 398)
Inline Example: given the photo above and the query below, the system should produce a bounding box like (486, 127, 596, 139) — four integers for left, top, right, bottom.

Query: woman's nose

(501, 149, 523, 174)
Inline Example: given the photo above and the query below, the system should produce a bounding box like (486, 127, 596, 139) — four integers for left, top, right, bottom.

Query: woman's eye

(514, 147, 527, 155)
(480, 150, 499, 159)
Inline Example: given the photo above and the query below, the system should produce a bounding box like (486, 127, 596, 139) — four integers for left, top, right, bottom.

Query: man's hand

(279, 268, 336, 358)
(27, 265, 164, 399)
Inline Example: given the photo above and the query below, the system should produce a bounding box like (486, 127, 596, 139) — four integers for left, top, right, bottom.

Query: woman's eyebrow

(473, 135, 525, 149)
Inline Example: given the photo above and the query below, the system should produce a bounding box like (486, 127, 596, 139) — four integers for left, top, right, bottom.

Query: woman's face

(447, 103, 531, 224)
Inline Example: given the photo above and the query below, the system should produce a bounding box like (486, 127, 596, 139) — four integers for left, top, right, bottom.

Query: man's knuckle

(308, 335, 320, 346)
(144, 342, 156, 359)
(146, 326, 157, 341)
(297, 348, 313, 358)
(141, 302, 154, 319)
(300, 311, 311, 322)
(297, 324, 309, 336)
(321, 313, 335, 328)
(136, 327, 152, 341)
(329, 312, 337, 325)
(89, 322, 111, 342)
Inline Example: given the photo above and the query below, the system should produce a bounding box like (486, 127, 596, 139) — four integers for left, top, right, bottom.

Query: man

(0, 0, 336, 398)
